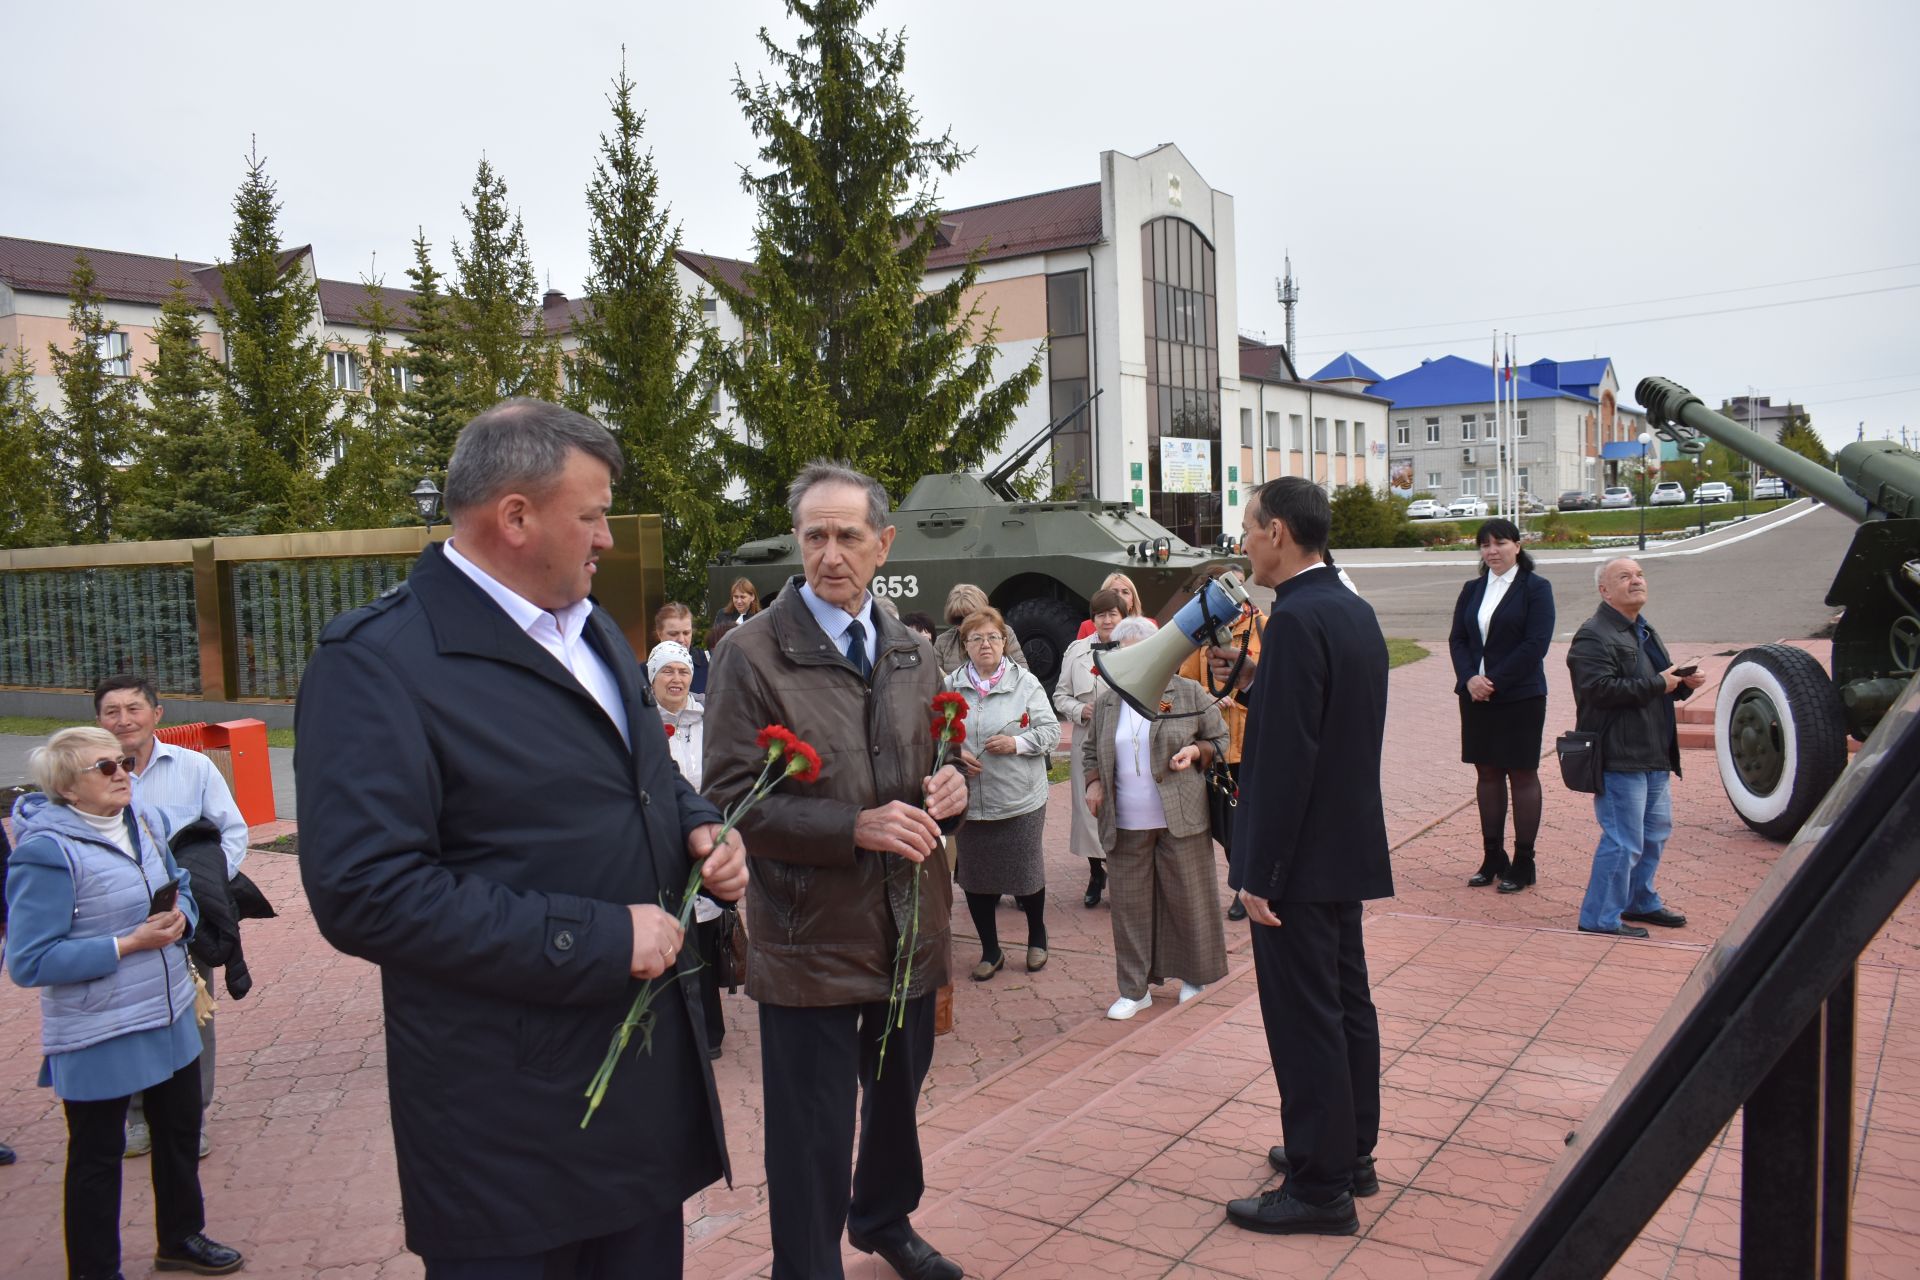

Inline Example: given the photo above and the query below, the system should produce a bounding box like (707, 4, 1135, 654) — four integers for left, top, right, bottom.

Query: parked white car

(1600, 486, 1635, 509)
(1695, 481, 1734, 503)
(1650, 481, 1688, 506)
(1447, 496, 1490, 519)
(1753, 477, 1787, 499)
(1406, 498, 1448, 520)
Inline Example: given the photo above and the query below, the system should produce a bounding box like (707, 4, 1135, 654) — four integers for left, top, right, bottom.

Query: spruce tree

(401, 230, 468, 473)
(715, 0, 1041, 537)
(214, 142, 337, 530)
(450, 158, 559, 410)
(122, 275, 264, 538)
(45, 256, 141, 542)
(571, 57, 735, 607)
(326, 284, 420, 528)
(0, 348, 61, 547)
(1777, 413, 1835, 470)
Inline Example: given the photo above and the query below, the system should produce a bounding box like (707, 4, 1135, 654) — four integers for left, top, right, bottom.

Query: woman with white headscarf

(646, 641, 727, 1058)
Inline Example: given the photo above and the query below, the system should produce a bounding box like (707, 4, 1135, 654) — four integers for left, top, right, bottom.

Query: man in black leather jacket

(1568, 558, 1707, 938)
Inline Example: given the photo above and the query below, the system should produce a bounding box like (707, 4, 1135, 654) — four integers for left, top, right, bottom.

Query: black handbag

(711, 905, 748, 993)
(1205, 757, 1238, 849)
(1556, 708, 1619, 796)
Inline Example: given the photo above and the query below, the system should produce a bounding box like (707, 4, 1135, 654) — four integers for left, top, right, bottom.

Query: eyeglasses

(964, 633, 1005, 647)
(88, 756, 136, 778)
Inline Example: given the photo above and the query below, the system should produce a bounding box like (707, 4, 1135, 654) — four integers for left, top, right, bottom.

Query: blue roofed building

(1323, 354, 1650, 504)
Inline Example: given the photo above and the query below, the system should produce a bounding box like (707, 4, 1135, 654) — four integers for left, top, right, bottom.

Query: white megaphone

(1093, 571, 1254, 719)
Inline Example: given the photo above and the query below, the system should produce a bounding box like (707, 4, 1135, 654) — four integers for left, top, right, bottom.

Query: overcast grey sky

(9, 0, 1917, 451)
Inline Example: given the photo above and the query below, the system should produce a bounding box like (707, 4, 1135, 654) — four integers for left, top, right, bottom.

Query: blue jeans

(1579, 770, 1673, 931)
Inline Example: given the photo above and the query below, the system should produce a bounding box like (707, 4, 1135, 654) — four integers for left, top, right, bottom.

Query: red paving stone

(2, 638, 1916, 1277)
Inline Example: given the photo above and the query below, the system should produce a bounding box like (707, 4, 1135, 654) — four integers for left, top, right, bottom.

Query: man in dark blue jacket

(1212, 477, 1392, 1237)
(296, 399, 748, 1278)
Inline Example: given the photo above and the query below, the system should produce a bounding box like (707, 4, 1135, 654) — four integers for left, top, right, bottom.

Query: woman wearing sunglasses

(5, 727, 244, 1279)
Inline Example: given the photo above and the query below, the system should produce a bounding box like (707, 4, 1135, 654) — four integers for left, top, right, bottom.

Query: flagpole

(1490, 330, 1500, 516)
(1508, 335, 1520, 531)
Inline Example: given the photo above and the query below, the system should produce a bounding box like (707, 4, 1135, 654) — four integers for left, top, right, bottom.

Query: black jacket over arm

(1447, 570, 1555, 701)
(1228, 567, 1394, 904)
(295, 543, 728, 1260)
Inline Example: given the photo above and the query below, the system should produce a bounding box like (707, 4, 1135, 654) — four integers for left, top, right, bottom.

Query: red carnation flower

(947, 721, 966, 745)
(931, 691, 970, 721)
(664, 723, 676, 738)
(786, 740, 823, 784)
(1019, 712, 1030, 728)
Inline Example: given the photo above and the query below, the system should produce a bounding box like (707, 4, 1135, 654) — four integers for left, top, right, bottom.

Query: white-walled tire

(1714, 644, 1849, 841)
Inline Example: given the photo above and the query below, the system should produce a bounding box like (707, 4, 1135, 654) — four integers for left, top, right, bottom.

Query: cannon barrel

(1636, 376, 1872, 523)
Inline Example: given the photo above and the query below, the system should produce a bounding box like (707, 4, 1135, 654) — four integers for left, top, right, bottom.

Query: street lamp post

(1636, 431, 1652, 551)
(411, 477, 444, 539)
(1696, 459, 1712, 538)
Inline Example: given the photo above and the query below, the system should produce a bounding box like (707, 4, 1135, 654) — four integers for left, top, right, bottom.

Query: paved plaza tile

(2, 640, 1916, 1277)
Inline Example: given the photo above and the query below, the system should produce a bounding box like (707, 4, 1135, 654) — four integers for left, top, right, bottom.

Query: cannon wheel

(1006, 597, 1081, 691)
(1713, 644, 1849, 841)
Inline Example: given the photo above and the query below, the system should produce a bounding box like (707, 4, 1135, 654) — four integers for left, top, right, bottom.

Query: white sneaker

(1106, 992, 1153, 1021)
(1178, 982, 1207, 1004)
(123, 1121, 150, 1158)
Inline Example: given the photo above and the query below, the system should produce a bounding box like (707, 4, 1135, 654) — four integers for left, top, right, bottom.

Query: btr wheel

(1004, 597, 1083, 691)
(1714, 644, 1849, 841)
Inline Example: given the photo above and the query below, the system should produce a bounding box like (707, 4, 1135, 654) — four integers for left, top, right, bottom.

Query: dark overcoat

(1228, 566, 1394, 904)
(295, 543, 728, 1260)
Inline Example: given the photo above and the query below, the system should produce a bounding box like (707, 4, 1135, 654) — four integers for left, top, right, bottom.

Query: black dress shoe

(1267, 1147, 1379, 1197)
(1227, 898, 1247, 922)
(1578, 923, 1650, 939)
(1225, 1187, 1359, 1235)
(848, 1222, 962, 1280)
(154, 1233, 244, 1275)
(1083, 860, 1107, 909)
(0, 1140, 15, 1165)
(1621, 907, 1687, 928)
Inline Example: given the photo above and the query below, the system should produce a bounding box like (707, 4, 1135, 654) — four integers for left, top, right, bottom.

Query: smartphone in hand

(149, 879, 180, 915)
(1672, 665, 1699, 678)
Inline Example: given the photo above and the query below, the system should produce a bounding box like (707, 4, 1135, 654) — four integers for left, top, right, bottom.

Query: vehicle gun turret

(1638, 377, 1920, 838)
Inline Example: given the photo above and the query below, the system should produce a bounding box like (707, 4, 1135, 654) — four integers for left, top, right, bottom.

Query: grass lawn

(0, 714, 295, 749)
(1387, 638, 1430, 668)
(1541, 498, 1792, 537)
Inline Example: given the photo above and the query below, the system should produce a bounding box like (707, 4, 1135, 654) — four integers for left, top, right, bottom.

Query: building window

(562, 360, 581, 398)
(93, 331, 131, 377)
(1425, 417, 1441, 444)
(327, 350, 362, 392)
(1240, 407, 1253, 448)
(1313, 418, 1328, 452)
(1334, 420, 1348, 454)
(1517, 410, 1530, 437)
(700, 296, 718, 316)
(1461, 414, 1477, 441)
(1354, 424, 1366, 457)
(394, 363, 415, 395)
(1047, 269, 1093, 497)
(1395, 418, 1411, 446)
(1426, 471, 1443, 490)
(1140, 219, 1220, 542)
(1461, 475, 1477, 496)
(1265, 410, 1281, 449)
(1484, 469, 1499, 492)
(1518, 466, 1531, 495)
(1290, 414, 1304, 451)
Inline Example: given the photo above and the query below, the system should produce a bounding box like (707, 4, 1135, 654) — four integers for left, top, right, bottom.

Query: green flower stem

(877, 716, 959, 1077)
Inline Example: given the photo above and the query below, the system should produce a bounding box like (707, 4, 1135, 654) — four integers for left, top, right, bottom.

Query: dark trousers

(62, 1058, 205, 1280)
(422, 1208, 683, 1279)
(759, 994, 936, 1280)
(1251, 901, 1381, 1203)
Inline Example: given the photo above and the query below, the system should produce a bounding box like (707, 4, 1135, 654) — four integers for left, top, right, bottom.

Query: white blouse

(1112, 701, 1169, 832)
(1476, 565, 1519, 675)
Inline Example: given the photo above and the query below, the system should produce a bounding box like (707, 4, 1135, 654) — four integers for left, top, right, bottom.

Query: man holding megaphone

(1209, 477, 1394, 1239)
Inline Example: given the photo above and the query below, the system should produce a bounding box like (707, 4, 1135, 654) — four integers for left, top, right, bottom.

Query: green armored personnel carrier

(1639, 377, 1920, 840)
(706, 400, 1249, 687)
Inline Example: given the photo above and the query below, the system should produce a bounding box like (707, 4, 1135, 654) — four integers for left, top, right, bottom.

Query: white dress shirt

(1112, 700, 1169, 831)
(1476, 564, 1520, 676)
(131, 738, 250, 876)
(444, 539, 630, 747)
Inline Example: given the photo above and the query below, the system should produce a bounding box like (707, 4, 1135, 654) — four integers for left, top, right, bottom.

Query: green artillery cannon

(1638, 376, 1920, 838)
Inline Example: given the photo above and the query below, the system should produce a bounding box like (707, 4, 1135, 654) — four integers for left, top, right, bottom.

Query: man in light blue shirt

(96, 673, 251, 1159)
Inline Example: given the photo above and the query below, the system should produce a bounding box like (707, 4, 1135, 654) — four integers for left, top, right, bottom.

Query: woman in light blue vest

(5, 727, 244, 1279)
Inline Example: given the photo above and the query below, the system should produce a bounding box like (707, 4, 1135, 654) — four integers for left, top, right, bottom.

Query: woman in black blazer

(1448, 518, 1556, 892)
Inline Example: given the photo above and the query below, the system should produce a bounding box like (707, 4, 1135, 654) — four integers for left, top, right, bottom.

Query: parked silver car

(1600, 486, 1635, 509)
(1406, 498, 1448, 520)
(1695, 481, 1733, 503)
(1650, 481, 1688, 506)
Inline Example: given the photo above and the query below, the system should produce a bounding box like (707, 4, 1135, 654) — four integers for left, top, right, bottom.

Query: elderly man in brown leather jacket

(704, 460, 969, 1280)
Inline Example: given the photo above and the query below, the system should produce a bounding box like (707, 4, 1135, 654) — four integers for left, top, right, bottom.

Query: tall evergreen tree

(0, 348, 61, 547)
(121, 275, 264, 538)
(570, 56, 734, 607)
(45, 256, 141, 542)
(401, 230, 468, 473)
(450, 158, 559, 409)
(714, 0, 1041, 537)
(326, 284, 420, 528)
(214, 142, 337, 530)
(1777, 413, 1835, 470)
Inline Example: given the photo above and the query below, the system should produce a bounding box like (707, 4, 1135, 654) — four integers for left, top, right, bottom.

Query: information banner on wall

(1389, 457, 1414, 493)
(1159, 437, 1213, 494)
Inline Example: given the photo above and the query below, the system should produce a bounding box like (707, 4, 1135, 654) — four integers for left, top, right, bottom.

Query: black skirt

(1459, 694, 1547, 769)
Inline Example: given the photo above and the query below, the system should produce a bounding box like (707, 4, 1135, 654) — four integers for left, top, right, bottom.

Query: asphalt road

(1334, 500, 1855, 644)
